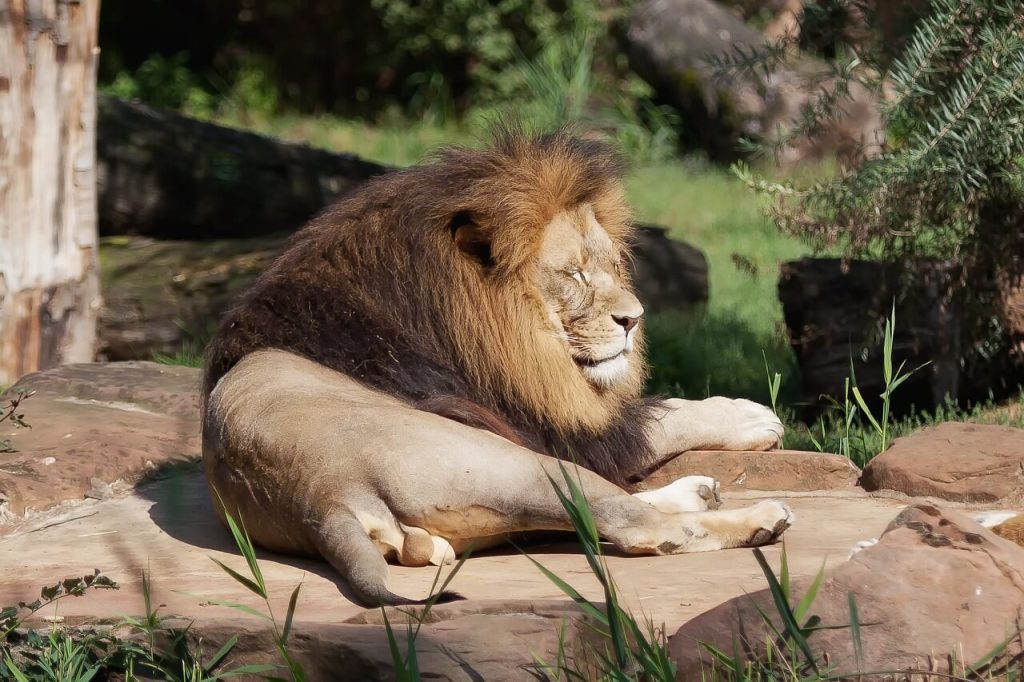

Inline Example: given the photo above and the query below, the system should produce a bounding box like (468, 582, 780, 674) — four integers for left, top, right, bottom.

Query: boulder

(97, 96, 388, 240)
(98, 226, 708, 361)
(625, 0, 883, 161)
(636, 450, 861, 492)
(670, 503, 1024, 679)
(0, 362, 200, 527)
(860, 422, 1024, 505)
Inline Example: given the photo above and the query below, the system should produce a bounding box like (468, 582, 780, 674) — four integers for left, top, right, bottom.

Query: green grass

(626, 161, 810, 403)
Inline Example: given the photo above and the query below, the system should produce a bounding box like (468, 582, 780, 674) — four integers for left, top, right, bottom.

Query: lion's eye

(571, 269, 586, 285)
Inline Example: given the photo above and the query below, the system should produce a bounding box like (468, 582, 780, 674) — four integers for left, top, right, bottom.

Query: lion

(201, 130, 793, 606)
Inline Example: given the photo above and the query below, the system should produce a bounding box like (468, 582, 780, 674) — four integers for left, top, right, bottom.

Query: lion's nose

(612, 314, 641, 334)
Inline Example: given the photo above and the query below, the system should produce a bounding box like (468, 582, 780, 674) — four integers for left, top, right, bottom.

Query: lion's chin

(578, 353, 630, 389)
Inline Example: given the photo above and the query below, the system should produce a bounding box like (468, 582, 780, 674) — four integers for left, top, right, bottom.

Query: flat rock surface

(0, 470, 909, 632)
(638, 449, 861, 492)
(0, 363, 200, 524)
(861, 422, 1024, 504)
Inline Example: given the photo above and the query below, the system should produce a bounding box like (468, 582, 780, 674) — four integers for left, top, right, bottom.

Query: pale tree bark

(0, 0, 101, 385)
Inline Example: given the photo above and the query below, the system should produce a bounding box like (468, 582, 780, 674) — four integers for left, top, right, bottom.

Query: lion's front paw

(744, 500, 794, 547)
(710, 397, 784, 451)
(634, 475, 721, 513)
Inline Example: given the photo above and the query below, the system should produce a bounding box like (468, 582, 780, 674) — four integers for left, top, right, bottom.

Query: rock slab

(638, 450, 861, 492)
(861, 422, 1024, 504)
(670, 503, 1024, 679)
(0, 362, 200, 526)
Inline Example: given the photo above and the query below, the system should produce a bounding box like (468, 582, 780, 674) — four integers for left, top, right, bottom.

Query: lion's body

(204, 134, 656, 484)
(202, 131, 791, 605)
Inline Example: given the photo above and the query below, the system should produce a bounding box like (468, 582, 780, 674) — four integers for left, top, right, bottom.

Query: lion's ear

(451, 212, 494, 267)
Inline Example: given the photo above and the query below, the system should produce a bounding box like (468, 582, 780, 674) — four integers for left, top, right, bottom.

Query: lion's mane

(203, 130, 661, 484)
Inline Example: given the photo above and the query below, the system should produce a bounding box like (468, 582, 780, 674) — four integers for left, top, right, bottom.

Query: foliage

(729, 0, 1024, 357)
(0, 389, 32, 453)
(526, 463, 678, 679)
(99, 0, 636, 121)
(207, 494, 305, 681)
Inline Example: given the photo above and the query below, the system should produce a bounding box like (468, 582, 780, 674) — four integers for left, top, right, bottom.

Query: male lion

(202, 130, 792, 606)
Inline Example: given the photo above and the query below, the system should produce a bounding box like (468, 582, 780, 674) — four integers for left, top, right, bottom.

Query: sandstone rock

(0, 362, 200, 527)
(121, 601, 596, 681)
(670, 503, 1024, 679)
(861, 422, 1024, 505)
(637, 450, 861, 492)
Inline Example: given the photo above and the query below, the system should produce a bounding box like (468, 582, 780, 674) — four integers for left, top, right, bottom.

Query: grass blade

(523, 553, 609, 626)
(752, 549, 819, 675)
(793, 559, 827, 625)
(210, 557, 266, 598)
(851, 386, 882, 435)
(202, 598, 273, 621)
(848, 592, 864, 672)
(282, 583, 302, 645)
(206, 634, 240, 671)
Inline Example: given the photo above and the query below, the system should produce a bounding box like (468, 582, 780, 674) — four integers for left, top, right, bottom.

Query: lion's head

(534, 202, 645, 390)
(204, 129, 657, 478)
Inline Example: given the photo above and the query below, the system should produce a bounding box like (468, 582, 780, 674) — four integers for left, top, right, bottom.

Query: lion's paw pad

(746, 500, 794, 546)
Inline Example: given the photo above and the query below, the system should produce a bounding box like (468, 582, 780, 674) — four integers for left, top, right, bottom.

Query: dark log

(779, 258, 1024, 416)
(96, 96, 388, 239)
(98, 228, 709, 362)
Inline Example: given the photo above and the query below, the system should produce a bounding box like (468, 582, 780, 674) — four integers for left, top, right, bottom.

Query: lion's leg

(647, 397, 785, 460)
(379, 439, 793, 557)
(208, 350, 794, 607)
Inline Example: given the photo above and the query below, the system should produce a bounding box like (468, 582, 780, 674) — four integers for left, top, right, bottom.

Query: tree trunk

(0, 0, 101, 385)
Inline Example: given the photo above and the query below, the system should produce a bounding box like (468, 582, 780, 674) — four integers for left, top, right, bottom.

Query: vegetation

(730, 0, 1024, 369)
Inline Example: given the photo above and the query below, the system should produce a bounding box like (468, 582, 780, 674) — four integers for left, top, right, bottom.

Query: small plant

(381, 552, 471, 681)
(0, 389, 33, 453)
(206, 499, 305, 681)
(527, 463, 678, 680)
(1, 570, 117, 680)
(850, 304, 929, 454)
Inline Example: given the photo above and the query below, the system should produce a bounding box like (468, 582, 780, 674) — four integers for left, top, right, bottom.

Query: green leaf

(210, 557, 267, 598)
(3, 652, 29, 682)
(848, 592, 864, 672)
(752, 549, 819, 675)
(794, 558, 827, 625)
(522, 552, 608, 626)
(282, 583, 302, 645)
(779, 541, 791, 603)
(851, 387, 882, 435)
(201, 598, 273, 621)
(206, 633, 240, 671)
(381, 608, 411, 680)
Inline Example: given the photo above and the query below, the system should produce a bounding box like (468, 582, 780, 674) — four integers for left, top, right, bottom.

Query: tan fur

(992, 514, 1024, 546)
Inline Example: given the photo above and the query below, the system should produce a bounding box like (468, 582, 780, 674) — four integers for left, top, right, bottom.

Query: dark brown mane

(202, 130, 660, 485)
